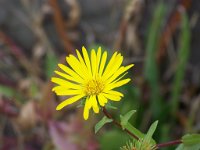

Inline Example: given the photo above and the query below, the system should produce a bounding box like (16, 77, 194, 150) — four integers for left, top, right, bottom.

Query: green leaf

(124, 122, 144, 139)
(171, 11, 191, 115)
(95, 116, 113, 134)
(176, 134, 200, 150)
(176, 143, 200, 150)
(120, 110, 136, 129)
(45, 52, 58, 78)
(99, 130, 130, 150)
(128, 121, 158, 150)
(30, 81, 39, 97)
(0, 85, 24, 102)
(105, 102, 118, 110)
(182, 134, 200, 146)
(175, 144, 184, 150)
(143, 121, 158, 145)
(144, 2, 166, 118)
(0, 85, 16, 97)
(122, 121, 157, 145)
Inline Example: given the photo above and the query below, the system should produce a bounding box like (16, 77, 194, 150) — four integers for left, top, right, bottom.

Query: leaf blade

(95, 116, 113, 134)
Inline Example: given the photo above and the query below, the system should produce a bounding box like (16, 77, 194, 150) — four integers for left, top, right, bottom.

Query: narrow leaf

(125, 122, 144, 139)
(120, 110, 136, 129)
(0, 85, 23, 102)
(171, 10, 191, 115)
(144, 2, 166, 118)
(0, 85, 16, 97)
(95, 116, 113, 134)
(124, 122, 156, 145)
(105, 102, 118, 110)
(144, 121, 158, 144)
(45, 52, 58, 78)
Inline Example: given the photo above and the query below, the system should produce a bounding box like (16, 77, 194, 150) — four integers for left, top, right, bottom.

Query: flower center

(85, 79, 104, 96)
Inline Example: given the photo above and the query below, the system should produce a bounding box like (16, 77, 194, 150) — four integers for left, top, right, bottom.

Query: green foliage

(125, 122, 145, 139)
(159, 124, 171, 149)
(144, 2, 165, 82)
(119, 111, 144, 140)
(105, 102, 118, 110)
(95, 116, 113, 134)
(45, 51, 58, 78)
(120, 110, 136, 130)
(133, 138, 156, 150)
(144, 2, 166, 118)
(143, 120, 158, 145)
(119, 113, 157, 144)
(176, 144, 200, 150)
(170, 11, 191, 115)
(120, 140, 135, 150)
(0, 85, 17, 98)
(117, 84, 141, 128)
(182, 134, 200, 146)
(30, 81, 39, 97)
(0, 85, 23, 102)
(99, 130, 130, 150)
(121, 121, 158, 150)
(176, 134, 200, 150)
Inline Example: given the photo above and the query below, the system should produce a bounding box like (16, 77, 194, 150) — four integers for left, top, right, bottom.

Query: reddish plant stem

(156, 139, 182, 149)
(49, 0, 74, 54)
(102, 107, 139, 140)
(156, 0, 192, 63)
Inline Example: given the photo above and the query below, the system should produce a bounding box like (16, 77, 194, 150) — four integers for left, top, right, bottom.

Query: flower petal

(96, 47, 102, 74)
(76, 49, 92, 78)
(102, 52, 118, 77)
(82, 46, 92, 76)
(105, 78, 131, 91)
(103, 90, 124, 97)
(66, 55, 88, 79)
(97, 93, 108, 106)
(52, 87, 83, 96)
(106, 64, 134, 84)
(83, 96, 92, 120)
(58, 64, 83, 83)
(56, 94, 85, 110)
(51, 77, 81, 89)
(99, 51, 107, 76)
(102, 54, 123, 80)
(54, 71, 81, 83)
(102, 93, 121, 101)
(91, 95, 99, 113)
(91, 49, 97, 77)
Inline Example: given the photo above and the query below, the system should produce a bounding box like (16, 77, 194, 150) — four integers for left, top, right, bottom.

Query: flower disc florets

(85, 78, 105, 96)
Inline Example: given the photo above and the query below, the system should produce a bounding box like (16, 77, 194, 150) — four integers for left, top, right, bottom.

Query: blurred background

(0, 0, 200, 149)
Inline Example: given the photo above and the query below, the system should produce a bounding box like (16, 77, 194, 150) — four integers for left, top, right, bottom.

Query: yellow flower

(51, 46, 134, 120)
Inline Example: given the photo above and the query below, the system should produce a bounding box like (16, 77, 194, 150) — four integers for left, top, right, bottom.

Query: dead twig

(156, 0, 192, 63)
(49, 0, 75, 54)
